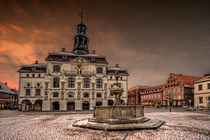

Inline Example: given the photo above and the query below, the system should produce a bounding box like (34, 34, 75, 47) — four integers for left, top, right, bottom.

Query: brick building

(127, 86, 149, 105)
(163, 73, 200, 107)
(140, 84, 164, 107)
(0, 82, 18, 109)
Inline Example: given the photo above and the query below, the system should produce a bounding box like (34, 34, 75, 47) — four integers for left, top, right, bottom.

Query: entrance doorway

(108, 100, 114, 106)
(52, 102, 59, 110)
(34, 100, 42, 111)
(67, 101, 75, 110)
(96, 101, 102, 106)
(82, 102, 90, 110)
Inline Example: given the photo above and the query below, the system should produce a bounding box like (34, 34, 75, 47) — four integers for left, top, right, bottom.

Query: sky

(0, 0, 210, 89)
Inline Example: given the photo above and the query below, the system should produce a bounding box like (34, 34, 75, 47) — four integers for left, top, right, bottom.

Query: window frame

(96, 67, 103, 74)
(68, 78, 75, 88)
(53, 78, 60, 88)
(198, 84, 203, 91)
(25, 89, 31, 96)
(83, 78, 90, 88)
(53, 65, 61, 72)
(35, 89, 41, 96)
(96, 79, 103, 88)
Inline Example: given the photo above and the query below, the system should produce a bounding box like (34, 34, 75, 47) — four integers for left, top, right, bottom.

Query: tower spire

(80, 11, 83, 22)
(73, 12, 89, 55)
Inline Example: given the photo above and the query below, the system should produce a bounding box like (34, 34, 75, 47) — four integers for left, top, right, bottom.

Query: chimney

(35, 60, 38, 64)
(116, 64, 119, 67)
(92, 50, 96, 54)
(62, 48, 66, 52)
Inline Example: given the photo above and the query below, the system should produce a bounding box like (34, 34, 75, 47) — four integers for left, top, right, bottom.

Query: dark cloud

(0, 0, 210, 88)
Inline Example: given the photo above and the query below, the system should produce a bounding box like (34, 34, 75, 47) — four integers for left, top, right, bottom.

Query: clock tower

(73, 12, 89, 55)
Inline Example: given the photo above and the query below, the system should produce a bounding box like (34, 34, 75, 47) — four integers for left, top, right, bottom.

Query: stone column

(42, 100, 51, 111)
(90, 100, 95, 110)
(75, 99, 82, 110)
(60, 99, 67, 111)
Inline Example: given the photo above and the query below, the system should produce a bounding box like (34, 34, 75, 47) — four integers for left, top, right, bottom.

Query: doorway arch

(67, 101, 75, 110)
(52, 101, 59, 111)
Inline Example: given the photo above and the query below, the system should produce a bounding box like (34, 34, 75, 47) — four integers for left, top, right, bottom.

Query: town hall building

(18, 16, 129, 111)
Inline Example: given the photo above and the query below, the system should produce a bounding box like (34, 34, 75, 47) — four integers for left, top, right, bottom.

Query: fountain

(73, 72, 165, 130)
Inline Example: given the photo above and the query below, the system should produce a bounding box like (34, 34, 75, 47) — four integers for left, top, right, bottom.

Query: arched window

(84, 92, 89, 98)
(53, 65, 60, 72)
(96, 67, 103, 74)
(96, 93, 102, 98)
(83, 78, 90, 88)
(96, 79, 102, 88)
(53, 92, 59, 97)
(53, 78, 60, 88)
(68, 78, 75, 88)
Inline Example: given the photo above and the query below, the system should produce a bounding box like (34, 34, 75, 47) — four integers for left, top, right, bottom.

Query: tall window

(208, 83, 210, 89)
(84, 92, 89, 98)
(83, 78, 90, 88)
(199, 97, 203, 104)
(35, 89, 41, 96)
(198, 84, 203, 91)
(97, 93, 102, 98)
(96, 67, 103, 74)
(26, 89, 31, 96)
(68, 78, 75, 88)
(53, 65, 60, 72)
(53, 78, 60, 88)
(96, 79, 102, 88)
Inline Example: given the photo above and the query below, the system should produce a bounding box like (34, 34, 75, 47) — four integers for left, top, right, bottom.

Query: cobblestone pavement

(0, 109, 209, 140)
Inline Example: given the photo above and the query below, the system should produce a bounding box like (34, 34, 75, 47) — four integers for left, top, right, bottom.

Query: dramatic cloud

(0, 0, 210, 89)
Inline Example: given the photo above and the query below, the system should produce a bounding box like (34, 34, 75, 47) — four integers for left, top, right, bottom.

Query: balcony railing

(64, 71, 94, 76)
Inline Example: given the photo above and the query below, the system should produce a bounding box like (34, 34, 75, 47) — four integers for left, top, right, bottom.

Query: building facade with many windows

(18, 17, 129, 111)
(194, 73, 210, 108)
(163, 73, 200, 107)
(127, 86, 149, 105)
(140, 84, 164, 107)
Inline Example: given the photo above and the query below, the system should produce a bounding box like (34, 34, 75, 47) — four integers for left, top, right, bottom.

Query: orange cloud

(0, 41, 37, 65)
(0, 25, 8, 35)
(9, 24, 23, 32)
(11, 2, 30, 18)
(0, 80, 17, 89)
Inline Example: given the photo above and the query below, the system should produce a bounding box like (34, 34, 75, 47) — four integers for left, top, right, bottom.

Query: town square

(0, 0, 210, 140)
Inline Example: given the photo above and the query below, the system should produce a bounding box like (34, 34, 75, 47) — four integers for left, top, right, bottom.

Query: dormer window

(32, 67, 36, 71)
(53, 65, 60, 72)
(91, 57, 95, 61)
(96, 67, 103, 74)
(62, 55, 67, 59)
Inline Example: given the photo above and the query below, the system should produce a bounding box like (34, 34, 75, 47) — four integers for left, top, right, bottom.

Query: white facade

(18, 18, 128, 111)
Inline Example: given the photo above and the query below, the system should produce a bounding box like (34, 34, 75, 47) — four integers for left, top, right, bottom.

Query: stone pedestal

(73, 105, 165, 130)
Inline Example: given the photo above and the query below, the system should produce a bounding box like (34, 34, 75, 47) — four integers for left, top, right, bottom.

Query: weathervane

(80, 11, 83, 22)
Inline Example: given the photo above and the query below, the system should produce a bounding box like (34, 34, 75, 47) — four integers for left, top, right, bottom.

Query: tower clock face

(76, 62, 84, 70)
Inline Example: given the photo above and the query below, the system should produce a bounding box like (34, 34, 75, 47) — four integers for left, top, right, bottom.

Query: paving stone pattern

(0, 110, 209, 140)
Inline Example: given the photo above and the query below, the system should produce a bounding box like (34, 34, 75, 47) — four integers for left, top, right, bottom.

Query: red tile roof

(144, 84, 165, 91)
(174, 74, 200, 87)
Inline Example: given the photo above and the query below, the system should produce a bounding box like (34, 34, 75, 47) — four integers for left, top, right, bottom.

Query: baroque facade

(18, 17, 129, 111)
